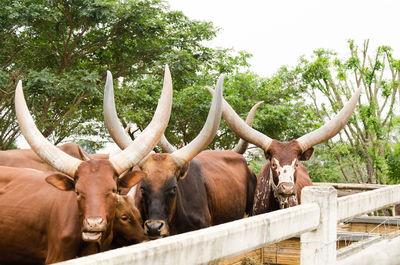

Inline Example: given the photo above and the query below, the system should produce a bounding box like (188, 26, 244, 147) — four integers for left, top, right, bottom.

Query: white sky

(168, 0, 400, 76)
(17, 0, 400, 149)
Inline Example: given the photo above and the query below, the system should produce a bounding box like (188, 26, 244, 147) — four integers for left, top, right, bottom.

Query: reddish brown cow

(0, 167, 145, 264)
(0, 142, 147, 249)
(0, 142, 108, 171)
(103, 74, 256, 238)
(207, 86, 361, 214)
(9, 65, 172, 261)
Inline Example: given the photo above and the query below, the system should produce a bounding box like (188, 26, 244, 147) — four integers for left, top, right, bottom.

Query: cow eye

(169, 186, 177, 195)
(271, 163, 277, 169)
(295, 163, 299, 168)
(112, 188, 117, 193)
(75, 190, 80, 196)
(121, 215, 129, 221)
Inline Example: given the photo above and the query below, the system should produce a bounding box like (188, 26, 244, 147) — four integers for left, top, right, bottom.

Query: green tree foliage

(0, 0, 223, 149)
(293, 40, 400, 184)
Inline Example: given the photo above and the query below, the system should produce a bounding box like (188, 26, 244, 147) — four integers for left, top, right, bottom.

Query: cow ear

(264, 150, 272, 161)
(46, 173, 75, 191)
(77, 146, 91, 161)
(118, 169, 146, 190)
(300, 147, 314, 161)
(178, 163, 189, 180)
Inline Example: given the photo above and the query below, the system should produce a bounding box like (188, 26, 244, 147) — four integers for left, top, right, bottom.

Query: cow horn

(171, 75, 224, 167)
(158, 134, 177, 153)
(14, 81, 81, 177)
(103, 71, 133, 149)
(232, 101, 264, 154)
(205, 87, 272, 151)
(109, 65, 173, 174)
(296, 87, 361, 152)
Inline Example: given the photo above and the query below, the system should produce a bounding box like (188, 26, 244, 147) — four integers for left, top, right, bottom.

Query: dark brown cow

(103, 74, 256, 238)
(9, 65, 172, 261)
(207, 86, 361, 214)
(0, 166, 145, 264)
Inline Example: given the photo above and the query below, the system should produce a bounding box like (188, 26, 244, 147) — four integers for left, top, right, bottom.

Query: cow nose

(144, 220, 166, 237)
(84, 217, 105, 231)
(279, 183, 295, 196)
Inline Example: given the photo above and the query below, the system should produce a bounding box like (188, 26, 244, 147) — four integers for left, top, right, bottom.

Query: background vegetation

(1, 0, 399, 184)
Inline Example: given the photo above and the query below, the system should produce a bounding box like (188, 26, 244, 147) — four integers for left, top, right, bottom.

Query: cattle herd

(0, 65, 360, 264)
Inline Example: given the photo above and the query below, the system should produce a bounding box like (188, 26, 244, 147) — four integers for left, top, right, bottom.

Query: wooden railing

(55, 185, 400, 265)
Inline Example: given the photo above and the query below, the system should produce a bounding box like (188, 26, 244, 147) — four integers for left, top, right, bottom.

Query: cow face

(138, 153, 188, 239)
(45, 159, 137, 244)
(113, 195, 148, 245)
(265, 140, 314, 208)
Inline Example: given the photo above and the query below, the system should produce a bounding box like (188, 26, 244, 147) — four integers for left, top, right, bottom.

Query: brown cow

(103, 74, 256, 239)
(0, 142, 108, 171)
(10, 65, 172, 261)
(0, 142, 147, 249)
(0, 166, 145, 264)
(206, 86, 361, 214)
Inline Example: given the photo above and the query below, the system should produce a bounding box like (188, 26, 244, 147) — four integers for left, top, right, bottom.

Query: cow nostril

(157, 222, 164, 232)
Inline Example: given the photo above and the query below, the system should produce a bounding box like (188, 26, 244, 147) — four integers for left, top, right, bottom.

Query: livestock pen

(55, 184, 400, 265)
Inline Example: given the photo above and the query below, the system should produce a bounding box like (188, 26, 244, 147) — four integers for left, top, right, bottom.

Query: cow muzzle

(144, 220, 169, 239)
(274, 182, 298, 209)
(277, 182, 296, 197)
(82, 217, 107, 242)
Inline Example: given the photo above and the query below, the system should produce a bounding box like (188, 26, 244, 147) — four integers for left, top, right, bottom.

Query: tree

(295, 40, 400, 184)
(0, 0, 221, 149)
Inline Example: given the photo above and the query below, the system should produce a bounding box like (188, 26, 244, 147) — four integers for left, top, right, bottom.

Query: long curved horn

(103, 71, 133, 149)
(296, 87, 361, 152)
(109, 65, 173, 174)
(158, 134, 177, 153)
(171, 75, 224, 167)
(15, 81, 81, 177)
(232, 101, 264, 154)
(205, 87, 272, 151)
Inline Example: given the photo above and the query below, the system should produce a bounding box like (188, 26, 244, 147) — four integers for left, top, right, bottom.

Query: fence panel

(55, 203, 320, 265)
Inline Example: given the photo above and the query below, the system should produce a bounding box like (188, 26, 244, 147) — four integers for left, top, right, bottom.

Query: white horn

(232, 101, 264, 154)
(103, 71, 133, 149)
(158, 134, 177, 153)
(109, 65, 173, 174)
(296, 87, 361, 152)
(205, 86, 272, 151)
(15, 81, 81, 177)
(171, 75, 224, 166)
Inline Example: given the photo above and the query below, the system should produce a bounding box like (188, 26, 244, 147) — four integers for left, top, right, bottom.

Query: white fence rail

(55, 184, 400, 265)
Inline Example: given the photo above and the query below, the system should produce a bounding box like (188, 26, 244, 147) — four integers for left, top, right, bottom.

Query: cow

(9, 65, 172, 262)
(0, 141, 148, 245)
(0, 142, 108, 171)
(206, 86, 361, 214)
(103, 74, 257, 239)
(0, 166, 146, 264)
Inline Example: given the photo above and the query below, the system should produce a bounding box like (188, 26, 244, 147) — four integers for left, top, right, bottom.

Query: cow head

(113, 191, 148, 245)
(206, 86, 360, 209)
(14, 65, 172, 245)
(103, 74, 224, 238)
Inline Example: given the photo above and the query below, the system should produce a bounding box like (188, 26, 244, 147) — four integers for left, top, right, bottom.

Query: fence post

(300, 185, 337, 265)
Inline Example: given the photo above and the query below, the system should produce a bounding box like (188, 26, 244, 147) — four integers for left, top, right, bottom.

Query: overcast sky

(168, 0, 400, 77)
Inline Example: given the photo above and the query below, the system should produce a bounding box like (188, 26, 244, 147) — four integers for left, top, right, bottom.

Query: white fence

(56, 185, 400, 265)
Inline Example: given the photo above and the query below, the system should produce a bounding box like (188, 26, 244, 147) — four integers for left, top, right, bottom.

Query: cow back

(196, 150, 257, 224)
(0, 167, 81, 264)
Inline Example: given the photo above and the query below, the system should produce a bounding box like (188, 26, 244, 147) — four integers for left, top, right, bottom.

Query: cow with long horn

(104, 74, 257, 239)
(0, 141, 147, 256)
(206, 86, 361, 214)
(7, 65, 172, 263)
